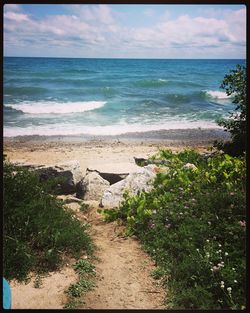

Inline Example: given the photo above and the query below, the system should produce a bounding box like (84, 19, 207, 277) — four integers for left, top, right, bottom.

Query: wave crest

(4, 120, 220, 137)
(5, 101, 106, 114)
(205, 90, 230, 99)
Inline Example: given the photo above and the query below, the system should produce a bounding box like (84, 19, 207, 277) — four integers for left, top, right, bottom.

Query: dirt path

(80, 204, 166, 309)
(9, 202, 166, 309)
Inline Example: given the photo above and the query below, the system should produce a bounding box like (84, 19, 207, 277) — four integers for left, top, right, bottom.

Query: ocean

(3, 57, 245, 137)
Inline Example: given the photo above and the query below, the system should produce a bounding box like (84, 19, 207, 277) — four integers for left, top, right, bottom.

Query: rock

(56, 195, 83, 203)
(100, 164, 158, 208)
(182, 163, 198, 171)
(38, 160, 83, 194)
(65, 202, 81, 213)
(77, 171, 110, 201)
(86, 168, 128, 185)
(14, 160, 83, 195)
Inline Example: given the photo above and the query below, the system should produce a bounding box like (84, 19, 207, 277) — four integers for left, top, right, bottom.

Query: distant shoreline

(3, 128, 230, 145)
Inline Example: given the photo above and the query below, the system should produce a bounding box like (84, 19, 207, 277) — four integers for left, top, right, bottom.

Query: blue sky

(4, 4, 246, 59)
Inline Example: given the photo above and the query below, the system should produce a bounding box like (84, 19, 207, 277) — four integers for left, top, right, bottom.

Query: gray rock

(56, 195, 83, 203)
(14, 160, 83, 195)
(77, 171, 110, 201)
(39, 160, 83, 194)
(86, 168, 128, 185)
(100, 164, 157, 208)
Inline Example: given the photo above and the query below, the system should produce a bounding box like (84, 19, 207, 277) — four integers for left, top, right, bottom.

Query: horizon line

(4, 56, 246, 60)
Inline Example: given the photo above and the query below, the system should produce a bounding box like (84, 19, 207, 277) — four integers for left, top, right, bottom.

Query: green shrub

(101, 149, 246, 309)
(214, 64, 246, 156)
(66, 278, 95, 297)
(73, 259, 96, 276)
(3, 162, 93, 282)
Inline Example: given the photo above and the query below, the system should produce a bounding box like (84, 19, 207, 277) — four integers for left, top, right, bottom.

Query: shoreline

(3, 127, 229, 144)
(3, 128, 230, 174)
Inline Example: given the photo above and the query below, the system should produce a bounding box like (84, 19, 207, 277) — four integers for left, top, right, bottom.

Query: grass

(3, 160, 93, 282)
(79, 202, 90, 212)
(73, 259, 96, 276)
(64, 258, 97, 309)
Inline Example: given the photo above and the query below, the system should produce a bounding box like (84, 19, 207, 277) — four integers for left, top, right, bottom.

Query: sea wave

(3, 120, 220, 137)
(161, 90, 230, 105)
(133, 79, 203, 88)
(205, 90, 230, 99)
(5, 101, 106, 114)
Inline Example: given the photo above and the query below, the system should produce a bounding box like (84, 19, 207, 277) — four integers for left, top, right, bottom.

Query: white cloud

(4, 4, 22, 12)
(4, 11, 29, 22)
(3, 5, 246, 58)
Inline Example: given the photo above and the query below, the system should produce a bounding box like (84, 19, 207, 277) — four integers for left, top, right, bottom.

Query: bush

(214, 64, 246, 156)
(101, 149, 246, 309)
(3, 161, 93, 282)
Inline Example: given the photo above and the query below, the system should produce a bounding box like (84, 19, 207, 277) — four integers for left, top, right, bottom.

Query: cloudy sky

(4, 4, 246, 59)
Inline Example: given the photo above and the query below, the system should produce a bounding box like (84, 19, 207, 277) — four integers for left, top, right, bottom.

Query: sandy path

(9, 202, 166, 309)
(80, 204, 166, 309)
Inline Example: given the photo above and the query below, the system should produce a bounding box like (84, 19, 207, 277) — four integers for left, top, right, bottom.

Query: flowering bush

(101, 149, 246, 309)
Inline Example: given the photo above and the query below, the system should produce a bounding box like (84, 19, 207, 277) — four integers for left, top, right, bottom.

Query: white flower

(227, 287, 232, 293)
(206, 239, 210, 243)
(196, 248, 199, 252)
(220, 281, 224, 285)
(225, 252, 228, 256)
(234, 280, 238, 283)
(232, 267, 235, 271)
(218, 243, 222, 247)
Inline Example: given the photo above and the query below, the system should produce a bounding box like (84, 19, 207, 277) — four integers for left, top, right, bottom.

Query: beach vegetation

(215, 64, 246, 156)
(64, 258, 96, 309)
(3, 161, 93, 282)
(79, 202, 90, 212)
(100, 149, 246, 309)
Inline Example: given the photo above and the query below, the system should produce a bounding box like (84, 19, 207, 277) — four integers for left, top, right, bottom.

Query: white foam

(5, 101, 106, 114)
(3, 120, 221, 137)
(205, 90, 230, 99)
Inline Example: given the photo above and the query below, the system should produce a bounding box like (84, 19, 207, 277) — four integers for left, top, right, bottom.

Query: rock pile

(12, 158, 196, 209)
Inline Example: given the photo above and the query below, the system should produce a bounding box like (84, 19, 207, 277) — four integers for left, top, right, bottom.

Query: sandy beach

(3, 128, 229, 174)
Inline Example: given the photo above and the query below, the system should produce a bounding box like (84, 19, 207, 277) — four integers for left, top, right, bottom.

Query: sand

(3, 128, 229, 309)
(3, 128, 228, 174)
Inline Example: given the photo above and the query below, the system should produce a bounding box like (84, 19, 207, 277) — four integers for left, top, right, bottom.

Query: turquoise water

(3, 57, 245, 137)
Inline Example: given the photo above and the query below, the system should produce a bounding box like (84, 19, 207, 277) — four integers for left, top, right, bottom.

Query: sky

(3, 4, 246, 59)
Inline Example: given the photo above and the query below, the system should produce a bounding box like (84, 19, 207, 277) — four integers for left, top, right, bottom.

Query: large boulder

(38, 160, 83, 194)
(14, 160, 83, 195)
(100, 164, 158, 208)
(76, 171, 110, 201)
